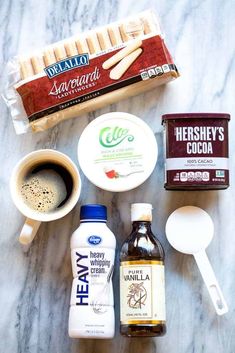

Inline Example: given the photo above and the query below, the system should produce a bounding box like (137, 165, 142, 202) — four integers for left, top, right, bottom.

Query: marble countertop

(1, 0, 235, 352)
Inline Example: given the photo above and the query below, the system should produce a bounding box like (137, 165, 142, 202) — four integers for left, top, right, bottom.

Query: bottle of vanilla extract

(120, 203, 166, 337)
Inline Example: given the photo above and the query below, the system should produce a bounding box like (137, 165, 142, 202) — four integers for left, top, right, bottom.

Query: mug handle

(19, 218, 41, 245)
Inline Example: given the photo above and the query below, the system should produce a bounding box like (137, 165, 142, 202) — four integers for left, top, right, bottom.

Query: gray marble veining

(0, 0, 235, 352)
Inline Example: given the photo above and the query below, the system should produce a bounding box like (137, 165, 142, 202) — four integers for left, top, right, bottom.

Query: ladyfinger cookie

(65, 41, 78, 57)
(97, 29, 112, 50)
(108, 25, 123, 46)
(142, 13, 160, 34)
(54, 45, 67, 61)
(31, 55, 45, 74)
(86, 32, 101, 54)
(109, 47, 142, 80)
(121, 19, 145, 40)
(75, 37, 90, 54)
(43, 47, 57, 66)
(20, 58, 34, 79)
(119, 24, 130, 42)
(102, 38, 142, 70)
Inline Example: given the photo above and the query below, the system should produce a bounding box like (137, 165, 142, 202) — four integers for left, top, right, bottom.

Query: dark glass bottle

(120, 203, 166, 337)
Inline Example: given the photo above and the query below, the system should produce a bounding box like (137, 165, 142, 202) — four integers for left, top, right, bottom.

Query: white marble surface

(0, 0, 235, 352)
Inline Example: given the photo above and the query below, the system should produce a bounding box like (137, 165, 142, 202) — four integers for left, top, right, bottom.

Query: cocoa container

(162, 113, 230, 190)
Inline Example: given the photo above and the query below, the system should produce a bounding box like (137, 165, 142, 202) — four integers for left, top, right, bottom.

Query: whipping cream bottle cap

(77, 112, 158, 192)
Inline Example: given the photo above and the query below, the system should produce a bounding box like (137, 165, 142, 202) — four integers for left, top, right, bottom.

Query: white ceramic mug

(10, 149, 82, 245)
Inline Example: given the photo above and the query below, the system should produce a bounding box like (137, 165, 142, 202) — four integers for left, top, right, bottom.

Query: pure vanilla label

(120, 261, 166, 324)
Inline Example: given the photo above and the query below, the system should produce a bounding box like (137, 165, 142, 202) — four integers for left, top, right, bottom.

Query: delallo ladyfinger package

(4, 10, 179, 134)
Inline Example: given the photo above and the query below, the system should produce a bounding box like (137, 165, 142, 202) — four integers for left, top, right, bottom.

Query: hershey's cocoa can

(162, 113, 230, 190)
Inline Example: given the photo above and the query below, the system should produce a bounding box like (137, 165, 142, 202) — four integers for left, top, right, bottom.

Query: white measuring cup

(165, 206, 228, 315)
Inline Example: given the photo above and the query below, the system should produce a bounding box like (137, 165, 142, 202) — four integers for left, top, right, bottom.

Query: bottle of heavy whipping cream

(68, 204, 116, 338)
(120, 203, 166, 337)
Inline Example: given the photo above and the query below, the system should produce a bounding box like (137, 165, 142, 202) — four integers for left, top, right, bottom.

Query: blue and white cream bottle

(68, 204, 116, 338)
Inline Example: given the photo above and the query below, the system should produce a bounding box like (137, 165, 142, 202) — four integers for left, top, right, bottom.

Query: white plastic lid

(131, 203, 153, 222)
(77, 112, 158, 192)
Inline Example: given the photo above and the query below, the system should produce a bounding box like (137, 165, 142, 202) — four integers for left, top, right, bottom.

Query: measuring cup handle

(194, 250, 228, 315)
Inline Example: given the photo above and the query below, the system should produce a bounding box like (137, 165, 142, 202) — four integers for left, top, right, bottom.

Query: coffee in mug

(10, 149, 81, 245)
(20, 163, 73, 213)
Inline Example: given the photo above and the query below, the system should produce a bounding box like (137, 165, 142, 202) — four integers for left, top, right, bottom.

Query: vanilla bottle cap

(131, 203, 153, 222)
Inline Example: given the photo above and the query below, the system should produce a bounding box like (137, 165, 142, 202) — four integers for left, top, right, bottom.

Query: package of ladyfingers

(3, 10, 179, 134)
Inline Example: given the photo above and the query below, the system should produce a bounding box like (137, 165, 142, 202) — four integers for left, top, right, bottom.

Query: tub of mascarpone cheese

(78, 112, 158, 192)
(162, 113, 230, 190)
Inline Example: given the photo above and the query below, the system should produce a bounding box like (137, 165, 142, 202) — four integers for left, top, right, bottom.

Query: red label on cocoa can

(162, 114, 230, 190)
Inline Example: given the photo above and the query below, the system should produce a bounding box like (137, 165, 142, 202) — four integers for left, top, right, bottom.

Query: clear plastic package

(3, 10, 179, 134)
